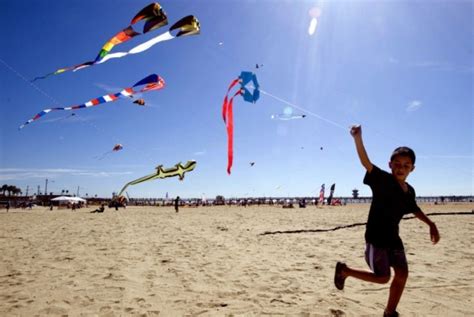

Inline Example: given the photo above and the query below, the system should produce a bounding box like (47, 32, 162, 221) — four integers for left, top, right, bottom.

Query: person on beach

(90, 204, 105, 213)
(334, 125, 440, 317)
(175, 196, 180, 213)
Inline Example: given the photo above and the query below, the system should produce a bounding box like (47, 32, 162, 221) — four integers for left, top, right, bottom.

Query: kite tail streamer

(222, 78, 241, 174)
(222, 95, 229, 123)
(222, 78, 239, 122)
(226, 95, 234, 174)
(222, 90, 240, 174)
(96, 32, 175, 65)
(31, 73, 54, 82)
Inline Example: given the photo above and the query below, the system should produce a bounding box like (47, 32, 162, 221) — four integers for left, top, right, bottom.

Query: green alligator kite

(118, 160, 196, 197)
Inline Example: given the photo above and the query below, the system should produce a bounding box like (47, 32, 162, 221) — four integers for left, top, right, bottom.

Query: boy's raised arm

(350, 125, 373, 173)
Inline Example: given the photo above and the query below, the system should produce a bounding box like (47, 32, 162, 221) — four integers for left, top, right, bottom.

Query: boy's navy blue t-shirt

(363, 165, 421, 249)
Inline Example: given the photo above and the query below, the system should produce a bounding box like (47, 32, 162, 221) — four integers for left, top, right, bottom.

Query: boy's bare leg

(385, 266, 408, 313)
(343, 266, 390, 284)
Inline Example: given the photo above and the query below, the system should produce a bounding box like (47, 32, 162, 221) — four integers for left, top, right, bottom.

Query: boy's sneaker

(334, 262, 347, 290)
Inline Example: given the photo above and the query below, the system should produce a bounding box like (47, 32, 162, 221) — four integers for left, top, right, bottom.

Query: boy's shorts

(365, 243, 408, 277)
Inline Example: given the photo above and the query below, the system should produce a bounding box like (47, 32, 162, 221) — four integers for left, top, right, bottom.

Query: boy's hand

(429, 222, 440, 244)
(350, 125, 362, 138)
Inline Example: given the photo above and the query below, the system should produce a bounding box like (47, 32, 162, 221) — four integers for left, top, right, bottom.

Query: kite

(271, 114, 306, 120)
(32, 3, 167, 81)
(95, 15, 200, 66)
(32, 3, 200, 81)
(20, 74, 165, 129)
(249, 162, 255, 167)
(117, 160, 197, 197)
(96, 3, 168, 60)
(96, 143, 124, 160)
(222, 71, 260, 174)
(112, 144, 124, 151)
(271, 106, 305, 121)
(133, 99, 146, 106)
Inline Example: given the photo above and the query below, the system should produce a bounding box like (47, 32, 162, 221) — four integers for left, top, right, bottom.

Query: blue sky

(0, 0, 472, 199)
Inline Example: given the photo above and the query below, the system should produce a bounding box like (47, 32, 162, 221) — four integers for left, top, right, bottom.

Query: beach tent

(51, 196, 87, 203)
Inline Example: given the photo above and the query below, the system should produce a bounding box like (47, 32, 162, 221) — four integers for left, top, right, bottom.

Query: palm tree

(12, 187, 22, 196)
(1, 184, 8, 196)
(6, 185, 16, 196)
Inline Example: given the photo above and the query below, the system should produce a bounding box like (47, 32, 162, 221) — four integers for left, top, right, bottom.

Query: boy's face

(389, 155, 415, 182)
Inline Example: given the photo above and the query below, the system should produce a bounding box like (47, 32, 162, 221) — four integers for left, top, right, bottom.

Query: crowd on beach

(1, 195, 471, 213)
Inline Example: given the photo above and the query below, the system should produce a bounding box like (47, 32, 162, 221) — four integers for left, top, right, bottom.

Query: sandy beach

(1, 203, 472, 316)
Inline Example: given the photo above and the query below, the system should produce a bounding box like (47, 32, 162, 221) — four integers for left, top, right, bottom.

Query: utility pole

(37, 185, 40, 195)
(45, 179, 48, 196)
(26, 185, 29, 197)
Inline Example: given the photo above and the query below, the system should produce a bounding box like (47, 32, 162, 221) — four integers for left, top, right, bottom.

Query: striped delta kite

(19, 74, 165, 129)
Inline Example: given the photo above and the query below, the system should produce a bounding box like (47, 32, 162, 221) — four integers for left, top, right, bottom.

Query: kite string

(0, 57, 158, 166)
(0, 58, 63, 106)
(256, 84, 411, 147)
(256, 87, 348, 131)
(0, 57, 102, 133)
(0, 57, 102, 131)
(254, 85, 472, 179)
(259, 211, 474, 235)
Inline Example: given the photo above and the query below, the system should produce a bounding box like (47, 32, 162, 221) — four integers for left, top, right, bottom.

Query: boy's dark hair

(390, 146, 416, 164)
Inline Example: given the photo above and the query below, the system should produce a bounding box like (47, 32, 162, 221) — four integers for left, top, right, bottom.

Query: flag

(327, 183, 336, 205)
(319, 184, 325, 204)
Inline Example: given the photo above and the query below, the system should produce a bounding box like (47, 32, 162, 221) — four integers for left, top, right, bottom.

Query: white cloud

(410, 60, 472, 73)
(388, 57, 399, 64)
(386, 57, 473, 73)
(94, 82, 121, 93)
(0, 168, 132, 181)
(406, 100, 422, 112)
(417, 155, 473, 159)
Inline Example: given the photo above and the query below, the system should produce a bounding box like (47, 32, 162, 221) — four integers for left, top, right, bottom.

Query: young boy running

(334, 125, 440, 317)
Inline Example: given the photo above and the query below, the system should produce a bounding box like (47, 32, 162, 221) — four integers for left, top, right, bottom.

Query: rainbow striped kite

(32, 3, 200, 81)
